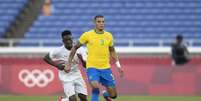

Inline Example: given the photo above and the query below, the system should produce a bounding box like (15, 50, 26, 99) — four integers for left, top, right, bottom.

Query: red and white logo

(18, 69, 54, 88)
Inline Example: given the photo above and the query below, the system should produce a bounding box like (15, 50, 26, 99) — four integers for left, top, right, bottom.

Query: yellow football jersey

(79, 29, 113, 69)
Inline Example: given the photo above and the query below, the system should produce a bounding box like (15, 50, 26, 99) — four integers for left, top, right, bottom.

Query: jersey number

(100, 39, 104, 45)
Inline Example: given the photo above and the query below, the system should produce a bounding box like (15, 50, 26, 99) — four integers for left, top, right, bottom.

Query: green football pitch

(1, 96, 201, 101)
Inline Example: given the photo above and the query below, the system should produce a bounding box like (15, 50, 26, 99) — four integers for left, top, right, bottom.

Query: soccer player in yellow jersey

(65, 15, 124, 101)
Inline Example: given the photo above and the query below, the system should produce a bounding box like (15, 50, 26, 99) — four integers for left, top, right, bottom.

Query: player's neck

(64, 46, 72, 50)
(94, 29, 104, 34)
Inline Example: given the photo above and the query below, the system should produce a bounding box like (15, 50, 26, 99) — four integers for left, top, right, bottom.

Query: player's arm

(43, 53, 65, 70)
(65, 41, 83, 72)
(184, 44, 190, 54)
(109, 46, 124, 77)
(65, 32, 88, 73)
(77, 54, 86, 68)
(171, 44, 177, 60)
(109, 46, 119, 62)
(171, 47, 176, 65)
(171, 43, 178, 65)
(69, 41, 83, 63)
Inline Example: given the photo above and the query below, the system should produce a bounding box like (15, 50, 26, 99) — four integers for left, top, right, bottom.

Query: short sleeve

(79, 32, 88, 44)
(109, 34, 114, 47)
(49, 49, 60, 60)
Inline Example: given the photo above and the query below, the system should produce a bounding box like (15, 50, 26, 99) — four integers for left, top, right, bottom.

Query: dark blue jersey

(171, 42, 190, 65)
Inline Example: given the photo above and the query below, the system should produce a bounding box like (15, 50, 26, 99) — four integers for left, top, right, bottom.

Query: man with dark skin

(44, 30, 88, 101)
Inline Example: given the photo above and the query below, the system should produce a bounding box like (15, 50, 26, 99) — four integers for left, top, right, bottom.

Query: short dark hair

(176, 34, 183, 40)
(94, 15, 104, 20)
(61, 30, 71, 38)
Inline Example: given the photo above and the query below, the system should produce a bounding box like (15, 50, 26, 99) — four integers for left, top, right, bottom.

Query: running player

(65, 15, 124, 101)
(44, 30, 88, 101)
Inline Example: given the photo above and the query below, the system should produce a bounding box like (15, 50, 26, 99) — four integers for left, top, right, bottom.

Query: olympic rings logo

(18, 69, 54, 88)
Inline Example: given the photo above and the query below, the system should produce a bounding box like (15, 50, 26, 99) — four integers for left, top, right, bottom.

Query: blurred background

(0, 0, 201, 100)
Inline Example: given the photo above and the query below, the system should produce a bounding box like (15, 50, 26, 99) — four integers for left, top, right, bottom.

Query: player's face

(62, 35, 73, 49)
(94, 17, 104, 31)
(176, 38, 183, 43)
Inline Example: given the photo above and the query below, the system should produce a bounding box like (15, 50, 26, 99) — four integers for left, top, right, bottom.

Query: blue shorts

(86, 68, 116, 88)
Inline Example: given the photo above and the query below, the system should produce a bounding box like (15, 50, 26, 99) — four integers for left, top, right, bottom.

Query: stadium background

(1, 0, 201, 101)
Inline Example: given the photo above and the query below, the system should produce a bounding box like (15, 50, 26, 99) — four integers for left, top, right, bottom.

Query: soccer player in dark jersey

(171, 35, 190, 65)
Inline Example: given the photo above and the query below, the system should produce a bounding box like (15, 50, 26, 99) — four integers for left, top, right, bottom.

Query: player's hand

(171, 61, 175, 66)
(117, 68, 124, 78)
(64, 63, 71, 73)
(56, 63, 65, 70)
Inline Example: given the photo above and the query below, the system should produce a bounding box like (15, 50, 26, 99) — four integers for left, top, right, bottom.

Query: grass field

(1, 96, 201, 101)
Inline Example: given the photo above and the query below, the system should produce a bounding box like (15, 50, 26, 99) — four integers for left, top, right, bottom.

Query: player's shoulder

(56, 45, 65, 51)
(83, 29, 94, 35)
(50, 45, 65, 54)
(104, 30, 112, 34)
(103, 30, 113, 39)
(104, 30, 113, 36)
(171, 42, 178, 47)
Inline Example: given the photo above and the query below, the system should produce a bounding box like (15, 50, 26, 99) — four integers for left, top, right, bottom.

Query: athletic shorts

(86, 68, 116, 88)
(62, 78, 88, 98)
